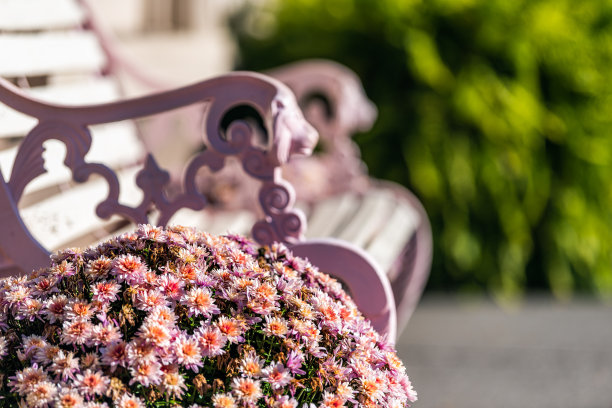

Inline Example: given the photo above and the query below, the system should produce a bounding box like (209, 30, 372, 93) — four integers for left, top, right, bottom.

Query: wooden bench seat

(0, 32, 106, 78)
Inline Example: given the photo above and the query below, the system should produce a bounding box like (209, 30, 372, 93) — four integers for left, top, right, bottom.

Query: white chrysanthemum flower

(231, 377, 263, 403)
(161, 367, 188, 399)
(25, 380, 57, 408)
(181, 287, 220, 317)
(212, 392, 238, 408)
(116, 393, 146, 408)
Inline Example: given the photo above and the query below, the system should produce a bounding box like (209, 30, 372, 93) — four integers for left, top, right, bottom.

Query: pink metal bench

(0, 0, 431, 340)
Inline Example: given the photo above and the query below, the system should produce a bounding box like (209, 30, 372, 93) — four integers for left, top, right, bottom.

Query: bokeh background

(229, 0, 612, 302)
(93, 1, 612, 406)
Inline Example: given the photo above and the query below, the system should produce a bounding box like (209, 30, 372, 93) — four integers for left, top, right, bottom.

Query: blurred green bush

(230, 0, 612, 298)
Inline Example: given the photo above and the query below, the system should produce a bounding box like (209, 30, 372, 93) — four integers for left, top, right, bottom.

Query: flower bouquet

(0, 225, 417, 407)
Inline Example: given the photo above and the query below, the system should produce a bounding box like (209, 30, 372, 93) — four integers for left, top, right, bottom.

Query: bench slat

(0, 0, 85, 31)
(205, 210, 256, 236)
(366, 199, 421, 272)
(0, 32, 106, 77)
(169, 208, 255, 237)
(304, 192, 361, 238)
(335, 189, 397, 248)
(169, 208, 212, 233)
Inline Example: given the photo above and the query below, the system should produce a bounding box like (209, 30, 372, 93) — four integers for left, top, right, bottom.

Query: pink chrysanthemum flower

(129, 358, 164, 387)
(175, 225, 198, 244)
(138, 224, 166, 243)
(320, 391, 347, 408)
(100, 341, 128, 372)
(166, 231, 187, 248)
(75, 369, 110, 396)
(335, 381, 356, 402)
(137, 321, 172, 348)
(33, 344, 61, 366)
(177, 262, 199, 282)
(291, 319, 321, 343)
(181, 287, 220, 318)
(3, 284, 31, 309)
(21, 335, 47, 360)
(313, 296, 342, 331)
(212, 392, 238, 408)
(16, 297, 44, 321)
(85, 256, 112, 279)
(54, 388, 83, 408)
(195, 326, 227, 357)
(51, 260, 76, 279)
(111, 254, 148, 285)
(65, 299, 94, 321)
(43, 294, 69, 323)
(133, 288, 169, 312)
(251, 281, 278, 301)
(49, 350, 80, 382)
(91, 322, 122, 347)
(400, 373, 418, 403)
(174, 335, 204, 372)
(160, 366, 188, 399)
(116, 393, 147, 408)
(157, 273, 186, 300)
(359, 373, 385, 403)
(273, 395, 298, 408)
(61, 319, 93, 346)
(263, 316, 289, 338)
(215, 316, 245, 343)
(25, 380, 58, 408)
(91, 281, 121, 304)
(239, 351, 264, 377)
(126, 338, 158, 365)
(31, 275, 59, 296)
(0, 225, 416, 407)
(9, 365, 48, 395)
(247, 295, 278, 315)
(262, 362, 293, 389)
(231, 276, 256, 293)
(147, 306, 178, 327)
(231, 377, 263, 403)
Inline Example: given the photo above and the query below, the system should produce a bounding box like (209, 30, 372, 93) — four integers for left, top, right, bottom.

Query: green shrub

(231, 0, 612, 299)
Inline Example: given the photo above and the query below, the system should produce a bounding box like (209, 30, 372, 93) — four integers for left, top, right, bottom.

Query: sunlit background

(55, 0, 612, 406)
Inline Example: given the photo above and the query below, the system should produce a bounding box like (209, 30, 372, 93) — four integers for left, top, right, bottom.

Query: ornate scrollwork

(250, 179, 304, 245)
(259, 181, 294, 215)
(5, 72, 318, 248)
(196, 81, 318, 244)
(223, 120, 254, 152)
(279, 211, 304, 236)
(8, 121, 93, 202)
(251, 221, 277, 247)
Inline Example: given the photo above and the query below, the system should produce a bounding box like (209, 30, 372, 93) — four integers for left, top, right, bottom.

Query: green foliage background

(230, 0, 612, 298)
